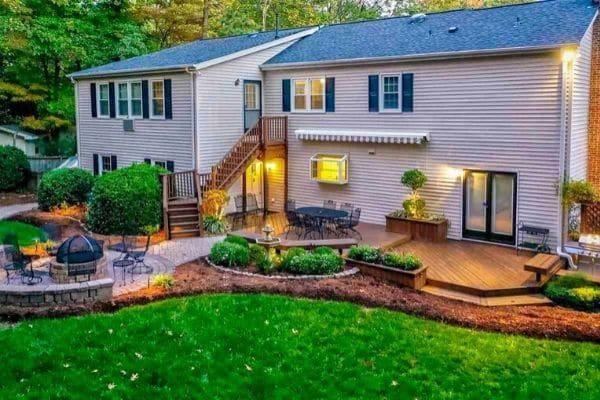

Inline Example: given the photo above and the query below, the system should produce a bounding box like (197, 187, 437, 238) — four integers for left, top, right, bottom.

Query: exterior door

(463, 170, 517, 245)
(243, 80, 262, 131)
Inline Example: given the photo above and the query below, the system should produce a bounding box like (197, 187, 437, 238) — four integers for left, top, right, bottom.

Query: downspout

(557, 47, 577, 268)
(71, 77, 81, 168)
(186, 66, 199, 172)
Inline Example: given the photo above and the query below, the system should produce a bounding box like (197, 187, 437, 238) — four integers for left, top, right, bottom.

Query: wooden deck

(394, 240, 541, 296)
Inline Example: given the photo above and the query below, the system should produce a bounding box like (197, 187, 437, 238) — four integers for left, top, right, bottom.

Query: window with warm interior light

(310, 154, 348, 184)
(293, 78, 325, 112)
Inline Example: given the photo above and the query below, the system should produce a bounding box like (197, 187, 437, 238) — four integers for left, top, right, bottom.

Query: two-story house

(70, 0, 598, 249)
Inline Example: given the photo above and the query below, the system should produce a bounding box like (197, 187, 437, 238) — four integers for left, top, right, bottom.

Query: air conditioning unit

(123, 119, 135, 132)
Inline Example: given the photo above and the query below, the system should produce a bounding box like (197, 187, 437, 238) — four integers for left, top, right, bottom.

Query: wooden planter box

(385, 215, 448, 242)
(345, 258, 428, 289)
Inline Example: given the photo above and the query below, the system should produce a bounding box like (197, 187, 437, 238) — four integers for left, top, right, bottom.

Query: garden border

(205, 257, 360, 280)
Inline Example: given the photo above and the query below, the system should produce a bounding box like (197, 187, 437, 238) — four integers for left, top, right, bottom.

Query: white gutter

(186, 66, 199, 172)
(260, 43, 573, 70)
(72, 77, 82, 169)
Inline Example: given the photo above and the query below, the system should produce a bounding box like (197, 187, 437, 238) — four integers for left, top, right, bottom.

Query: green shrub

(37, 168, 94, 211)
(86, 163, 164, 235)
(0, 145, 30, 192)
(256, 252, 275, 274)
(203, 215, 229, 234)
(401, 169, 427, 192)
(285, 252, 344, 275)
(347, 245, 382, 264)
(544, 274, 600, 312)
(152, 274, 176, 289)
(279, 247, 307, 270)
(209, 241, 250, 268)
(225, 235, 249, 248)
(561, 180, 599, 208)
(401, 169, 428, 219)
(382, 252, 422, 271)
(249, 243, 267, 262)
(313, 246, 336, 256)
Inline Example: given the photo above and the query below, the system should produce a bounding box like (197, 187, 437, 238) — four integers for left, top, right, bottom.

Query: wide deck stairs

(162, 116, 287, 239)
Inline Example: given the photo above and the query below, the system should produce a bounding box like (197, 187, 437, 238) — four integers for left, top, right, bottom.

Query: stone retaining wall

(0, 278, 114, 307)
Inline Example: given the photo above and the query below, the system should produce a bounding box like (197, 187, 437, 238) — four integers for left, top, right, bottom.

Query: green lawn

(0, 220, 47, 247)
(0, 295, 598, 399)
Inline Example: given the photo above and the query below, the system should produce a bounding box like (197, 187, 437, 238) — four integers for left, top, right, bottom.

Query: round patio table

(295, 207, 348, 239)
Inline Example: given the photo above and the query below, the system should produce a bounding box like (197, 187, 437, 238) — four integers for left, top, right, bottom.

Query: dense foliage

(203, 215, 229, 234)
(0, 145, 29, 191)
(224, 234, 249, 248)
(544, 274, 600, 312)
(209, 241, 251, 268)
(348, 245, 423, 271)
(37, 168, 94, 211)
(561, 180, 599, 208)
(0, 220, 47, 246)
(281, 246, 344, 275)
(401, 169, 427, 219)
(86, 163, 164, 235)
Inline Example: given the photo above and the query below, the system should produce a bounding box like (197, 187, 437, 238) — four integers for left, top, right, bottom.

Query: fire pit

(49, 235, 108, 284)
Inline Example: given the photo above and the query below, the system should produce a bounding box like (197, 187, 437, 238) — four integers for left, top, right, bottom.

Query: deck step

(524, 254, 565, 283)
(170, 220, 200, 228)
(426, 278, 540, 297)
(169, 213, 200, 221)
(421, 286, 553, 307)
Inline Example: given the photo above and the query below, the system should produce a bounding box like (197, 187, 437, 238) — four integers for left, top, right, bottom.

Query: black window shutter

(92, 154, 99, 176)
(110, 155, 117, 171)
(142, 80, 149, 118)
(90, 83, 97, 118)
(402, 73, 414, 112)
(325, 77, 335, 112)
(144, 158, 151, 164)
(282, 79, 291, 112)
(108, 82, 116, 118)
(164, 79, 172, 119)
(368, 75, 379, 112)
(166, 160, 175, 173)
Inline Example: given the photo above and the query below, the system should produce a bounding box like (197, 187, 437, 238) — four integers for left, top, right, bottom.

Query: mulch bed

(2, 258, 599, 343)
(0, 192, 36, 207)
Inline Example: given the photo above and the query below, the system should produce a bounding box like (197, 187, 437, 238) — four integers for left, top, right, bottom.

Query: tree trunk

(201, 0, 210, 39)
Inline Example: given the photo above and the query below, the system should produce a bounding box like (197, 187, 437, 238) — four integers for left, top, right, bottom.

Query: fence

(28, 156, 67, 174)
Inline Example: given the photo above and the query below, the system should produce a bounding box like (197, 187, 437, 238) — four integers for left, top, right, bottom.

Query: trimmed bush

(225, 235, 249, 248)
(280, 247, 307, 270)
(209, 241, 250, 268)
(313, 246, 336, 256)
(249, 244, 267, 261)
(286, 252, 344, 275)
(382, 252, 423, 271)
(544, 274, 600, 312)
(0, 145, 30, 191)
(86, 163, 164, 235)
(37, 168, 94, 211)
(347, 245, 382, 264)
(152, 274, 176, 289)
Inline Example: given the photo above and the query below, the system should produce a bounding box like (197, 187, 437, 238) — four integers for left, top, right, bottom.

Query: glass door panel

(491, 174, 515, 236)
(465, 172, 487, 232)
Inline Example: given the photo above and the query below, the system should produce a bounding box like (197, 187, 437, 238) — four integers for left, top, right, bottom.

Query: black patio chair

(230, 194, 246, 229)
(302, 215, 324, 239)
(1, 233, 30, 284)
(323, 200, 337, 209)
(284, 200, 304, 239)
(337, 208, 362, 240)
(127, 235, 152, 274)
(340, 202, 354, 213)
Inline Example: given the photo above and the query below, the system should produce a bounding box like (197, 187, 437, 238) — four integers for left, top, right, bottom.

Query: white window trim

(150, 79, 165, 119)
(116, 80, 143, 120)
(310, 153, 348, 185)
(99, 154, 114, 176)
(291, 77, 326, 113)
(96, 82, 110, 118)
(379, 74, 402, 113)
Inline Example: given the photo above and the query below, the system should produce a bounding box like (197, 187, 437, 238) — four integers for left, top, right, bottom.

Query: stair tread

(421, 286, 552, 306)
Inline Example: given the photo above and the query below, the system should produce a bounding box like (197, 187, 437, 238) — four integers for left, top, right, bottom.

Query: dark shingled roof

(265, 0, 598, 66)
(70, 27, 309, 78)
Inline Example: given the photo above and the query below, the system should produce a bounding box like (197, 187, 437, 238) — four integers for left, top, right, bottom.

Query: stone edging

(205, 257, 360, 280)
(0, 278, 114, 307)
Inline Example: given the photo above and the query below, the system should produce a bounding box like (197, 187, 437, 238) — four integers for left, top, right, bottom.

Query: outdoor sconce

(234, 79, 241, 86)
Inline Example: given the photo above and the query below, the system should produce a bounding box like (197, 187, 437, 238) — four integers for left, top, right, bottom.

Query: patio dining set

(284, 199, 362, 240)
(109, 235, 153, 286)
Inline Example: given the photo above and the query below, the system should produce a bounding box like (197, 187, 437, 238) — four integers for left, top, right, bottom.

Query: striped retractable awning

(295, 129, 429, 144)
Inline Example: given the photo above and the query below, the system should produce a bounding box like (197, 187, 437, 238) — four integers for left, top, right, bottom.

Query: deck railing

(262, 116, 288, 146)
(163, 170, 197, 200)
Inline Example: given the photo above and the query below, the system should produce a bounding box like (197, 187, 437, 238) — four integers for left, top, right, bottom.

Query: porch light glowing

(446, 167, 464, 180)
(562, 48, 578, 63)
(265, 162, 276, 172)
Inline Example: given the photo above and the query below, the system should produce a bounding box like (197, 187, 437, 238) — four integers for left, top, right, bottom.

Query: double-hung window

(117, 81, 142, 119)
(292, 78, 325, 112)
(97, 83, 110, 117)
(100, 155, 113, 175)
(382, 75, 400, 110)
(151, 80, 165, 118)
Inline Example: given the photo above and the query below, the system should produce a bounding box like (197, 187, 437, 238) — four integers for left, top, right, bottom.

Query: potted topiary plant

(386, 169, 448, 242)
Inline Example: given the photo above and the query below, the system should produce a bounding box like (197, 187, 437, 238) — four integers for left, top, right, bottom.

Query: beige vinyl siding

(266, 158, 285, 212)
(77, 73, 194, 172)
(264, 53, 563, 246)
(196, 42, 295, 172)
(570, 21, 594, 180)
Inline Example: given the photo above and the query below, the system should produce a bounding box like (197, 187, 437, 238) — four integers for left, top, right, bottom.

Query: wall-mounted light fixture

(266, 161, 276, 172)
(446, 167, 464, 180)
(562, 47, 578, 63)
(234, 78, 241, 86)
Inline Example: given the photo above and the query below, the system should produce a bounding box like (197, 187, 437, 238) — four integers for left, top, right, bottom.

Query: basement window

(310, 154, 348, 184)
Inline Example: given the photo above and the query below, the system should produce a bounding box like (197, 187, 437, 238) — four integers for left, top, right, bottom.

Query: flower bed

(207, 235, 353, 278)
(345, 245, 427, 289)
(385, 213, 448, 242)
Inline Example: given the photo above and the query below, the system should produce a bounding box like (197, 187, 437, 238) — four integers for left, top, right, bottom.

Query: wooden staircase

(162, 116, 287, 240)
